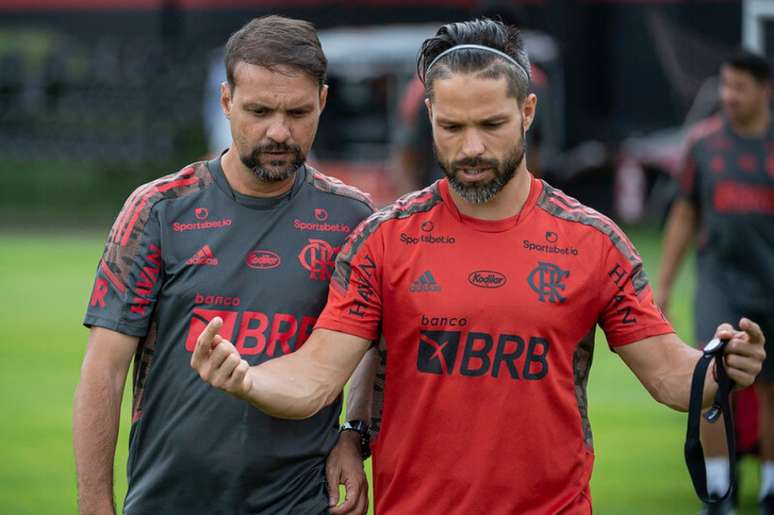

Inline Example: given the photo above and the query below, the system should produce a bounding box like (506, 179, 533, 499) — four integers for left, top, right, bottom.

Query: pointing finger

(740, 317, 764, 346)
(191, 317, 223, 368)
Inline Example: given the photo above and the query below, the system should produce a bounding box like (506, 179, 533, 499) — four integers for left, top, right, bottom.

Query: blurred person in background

(73, 15, 372, 515)
(192, 19, 766, 514)
(658, 51, 774, 515)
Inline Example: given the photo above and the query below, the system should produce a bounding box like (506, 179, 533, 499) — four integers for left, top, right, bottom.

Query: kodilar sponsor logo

(246, 250, 281, 270)
(468, 270, 507, 289)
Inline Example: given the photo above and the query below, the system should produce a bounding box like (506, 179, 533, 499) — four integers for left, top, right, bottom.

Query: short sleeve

(597, 232, 673, 347)
(83, 195, 165, 337)
(315, 220, 383, 341)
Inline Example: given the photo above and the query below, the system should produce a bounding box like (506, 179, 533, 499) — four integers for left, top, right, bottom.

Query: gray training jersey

(679, 114, 774, 313)
(83, 158, 373, 514)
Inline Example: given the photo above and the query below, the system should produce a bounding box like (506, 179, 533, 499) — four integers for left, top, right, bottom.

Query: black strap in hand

(684, 337, 736, 504)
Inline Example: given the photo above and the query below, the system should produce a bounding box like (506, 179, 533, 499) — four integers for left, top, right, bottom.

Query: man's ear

(521, 93, 537, 132)
(220, 82, 232, 119)
(319, 84, 328, 113)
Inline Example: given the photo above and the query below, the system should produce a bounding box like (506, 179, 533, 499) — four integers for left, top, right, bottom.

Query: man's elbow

(647, 376, 689, 412)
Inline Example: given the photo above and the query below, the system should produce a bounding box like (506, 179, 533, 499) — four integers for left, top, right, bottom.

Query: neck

(448, 162, 532, 221)
(220, 147, 297, 198)
(729, 107, 771, 138)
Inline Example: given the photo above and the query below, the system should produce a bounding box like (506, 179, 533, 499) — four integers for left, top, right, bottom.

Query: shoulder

(356, 182, 443, 237)
(109, 161, 214, 246)
(535, 180, 646, 289)
(684, 115, 725, 152)
(330, 183, 443, 291)
(336, 182, 442, 255)
(122, 161, 214, 211)
(305, 166, 376, 212)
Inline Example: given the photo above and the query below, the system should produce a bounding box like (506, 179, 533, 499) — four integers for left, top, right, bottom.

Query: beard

(436, 128, 526, 204)
(240, 141, 305, 183)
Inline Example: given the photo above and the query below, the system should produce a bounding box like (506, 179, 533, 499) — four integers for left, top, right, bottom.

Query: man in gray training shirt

(658, 51, 774, 515)
(74, 16, 373, 515)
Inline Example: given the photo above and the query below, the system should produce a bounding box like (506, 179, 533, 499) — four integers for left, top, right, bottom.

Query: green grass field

(0, 227, 762, 514)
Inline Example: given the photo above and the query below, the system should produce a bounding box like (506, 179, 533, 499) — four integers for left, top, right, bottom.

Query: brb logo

(185, 306, 317, 358)
(417, 330, 550, 380)
(528, 261, 569, 304)
(298, 239, 340, 281)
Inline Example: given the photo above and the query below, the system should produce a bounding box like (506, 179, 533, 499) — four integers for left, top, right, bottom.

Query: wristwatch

(340, 420, 371, 459)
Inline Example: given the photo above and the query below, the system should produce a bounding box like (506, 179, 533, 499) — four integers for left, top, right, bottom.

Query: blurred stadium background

(1, 0, 772, 513)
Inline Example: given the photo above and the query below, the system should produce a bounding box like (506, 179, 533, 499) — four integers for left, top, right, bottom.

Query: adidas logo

(409, 271, 441, 293)
(187, 245, 219, 266)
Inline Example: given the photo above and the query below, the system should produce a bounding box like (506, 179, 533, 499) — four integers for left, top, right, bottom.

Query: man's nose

(460, 129, 485, 158)
(266, 116, 291, 143)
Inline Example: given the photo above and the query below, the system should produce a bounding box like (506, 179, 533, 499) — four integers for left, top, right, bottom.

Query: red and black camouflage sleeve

(315, 214, 385, 341)
(597, 228, 674, 347)
(83, 186, 166, 338)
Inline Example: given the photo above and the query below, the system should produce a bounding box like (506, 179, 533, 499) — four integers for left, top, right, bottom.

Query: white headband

(425, 44, 530, 82)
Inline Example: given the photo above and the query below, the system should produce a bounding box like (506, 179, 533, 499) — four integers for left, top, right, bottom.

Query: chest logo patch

(409, 270, 442, 293)
(298, 239, 339, 281)
(187, 245, 219, 266)
(468, 270, 507, 289)
(246, 250, 281, 270)
(528, 261, 569, 304)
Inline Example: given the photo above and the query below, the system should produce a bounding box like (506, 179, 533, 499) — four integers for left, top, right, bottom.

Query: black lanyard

(684, 337, 736, 504)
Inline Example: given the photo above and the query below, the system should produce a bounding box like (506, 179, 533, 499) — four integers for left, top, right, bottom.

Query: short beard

(240, 142, 305, 183)
(437, 128, 526, 204)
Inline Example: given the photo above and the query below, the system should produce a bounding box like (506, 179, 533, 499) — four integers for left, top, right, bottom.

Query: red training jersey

(316, 176, 673, 514)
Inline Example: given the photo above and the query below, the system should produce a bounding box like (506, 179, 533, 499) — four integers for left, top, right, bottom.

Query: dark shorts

(695, 272, 774, 383)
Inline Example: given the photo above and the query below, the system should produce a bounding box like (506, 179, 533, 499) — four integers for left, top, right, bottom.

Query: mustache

(254, 142, 301, 154)
(451, 157, 499, 169)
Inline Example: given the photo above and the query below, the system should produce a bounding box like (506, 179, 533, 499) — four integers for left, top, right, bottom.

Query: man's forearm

(73, 373, 124, 515)
(193, 326, 371, 420)
(243, 350, 344, 420)
(657, 200, 697, 295)
(649, 348, 718, 412)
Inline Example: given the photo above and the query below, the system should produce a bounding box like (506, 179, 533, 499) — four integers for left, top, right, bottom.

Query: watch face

(704, 338, 723, 353)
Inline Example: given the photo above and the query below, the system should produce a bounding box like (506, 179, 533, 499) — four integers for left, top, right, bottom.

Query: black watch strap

(340, 420, 371, 459)
(684, 337, 736, 504)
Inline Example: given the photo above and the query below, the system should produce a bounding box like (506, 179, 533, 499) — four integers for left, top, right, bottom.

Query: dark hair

(417, 18, 530, 102)
(224, 15, 327, 90)
(723, 50, 771, 83)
